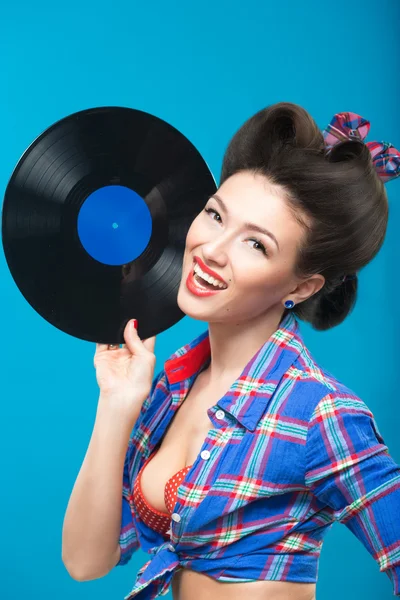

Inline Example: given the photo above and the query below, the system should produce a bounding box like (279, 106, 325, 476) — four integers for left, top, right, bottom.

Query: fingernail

(132, 319, 138, 329)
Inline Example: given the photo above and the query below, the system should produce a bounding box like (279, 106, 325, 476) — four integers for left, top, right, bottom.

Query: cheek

(184, 217, 203, 249)
(233, 263, 288, 294)
(234, 268, 271, 290)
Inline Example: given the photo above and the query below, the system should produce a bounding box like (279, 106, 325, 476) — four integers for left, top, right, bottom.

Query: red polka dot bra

(133, 447, 193, 537)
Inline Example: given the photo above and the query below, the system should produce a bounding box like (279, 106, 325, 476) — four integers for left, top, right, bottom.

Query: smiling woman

(62, 101, 400, 600)
(112, 103, 399, 600)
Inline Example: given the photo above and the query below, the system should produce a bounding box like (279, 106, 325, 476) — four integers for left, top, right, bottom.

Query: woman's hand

(93, 320, 157, 418)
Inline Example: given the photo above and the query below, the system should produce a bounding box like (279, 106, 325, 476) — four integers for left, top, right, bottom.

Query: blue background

(1, 1, 399, 598)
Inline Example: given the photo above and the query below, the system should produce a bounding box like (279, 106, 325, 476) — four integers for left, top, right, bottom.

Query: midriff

(139, 368, 317, 600)
(171, 570, 316, 600)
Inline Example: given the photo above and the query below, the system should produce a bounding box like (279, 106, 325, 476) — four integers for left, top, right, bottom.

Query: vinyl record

(2, 106, 217, 344)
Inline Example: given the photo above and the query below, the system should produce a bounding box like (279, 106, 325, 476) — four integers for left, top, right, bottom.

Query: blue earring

(284, 300, 295, 309)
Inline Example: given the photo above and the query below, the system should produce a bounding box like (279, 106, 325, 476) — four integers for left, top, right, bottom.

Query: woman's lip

(193, 256, 227, 286)
(186, 269, 226, 297)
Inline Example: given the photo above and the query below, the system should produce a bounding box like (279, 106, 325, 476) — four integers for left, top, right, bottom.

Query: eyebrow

(210, 193, 280, 251)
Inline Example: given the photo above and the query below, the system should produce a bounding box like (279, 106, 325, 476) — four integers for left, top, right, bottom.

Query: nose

(201, 235, 231, 268)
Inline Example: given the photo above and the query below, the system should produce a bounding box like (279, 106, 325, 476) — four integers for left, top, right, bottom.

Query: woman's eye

(248, 239, 268, 255)
(204, 207, 268, 256)
(204, 207, 221, 221)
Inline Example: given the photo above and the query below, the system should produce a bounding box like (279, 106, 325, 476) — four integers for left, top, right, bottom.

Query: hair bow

(322, 111, 400, 183)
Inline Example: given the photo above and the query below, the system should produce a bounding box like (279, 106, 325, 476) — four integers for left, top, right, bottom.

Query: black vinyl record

(2, 106, 217, 344)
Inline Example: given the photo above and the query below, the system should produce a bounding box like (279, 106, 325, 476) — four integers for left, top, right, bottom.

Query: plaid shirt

(116, 311, 400, 599)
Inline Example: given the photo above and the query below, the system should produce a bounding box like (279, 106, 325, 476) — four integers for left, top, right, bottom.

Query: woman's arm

(305, 391, 400, 596)
(62, 368, 166, 580)
(62, 401, 140, 581)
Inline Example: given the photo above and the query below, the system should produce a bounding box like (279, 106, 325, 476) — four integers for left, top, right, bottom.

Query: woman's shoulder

(287, 338, 371, 422)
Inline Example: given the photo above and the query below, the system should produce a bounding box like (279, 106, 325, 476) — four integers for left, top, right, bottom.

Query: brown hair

(220, 102, 389, 330)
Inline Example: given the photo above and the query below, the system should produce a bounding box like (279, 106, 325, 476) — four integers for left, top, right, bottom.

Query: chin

(176, 281, 209, 322)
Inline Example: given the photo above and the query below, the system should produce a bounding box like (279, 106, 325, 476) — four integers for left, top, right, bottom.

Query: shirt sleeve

(115, 369, 166, 567)
(116, 457, 140, 565)
(305, 391, 400, 596)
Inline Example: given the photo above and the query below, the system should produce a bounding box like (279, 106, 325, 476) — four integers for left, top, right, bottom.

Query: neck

(203, 305, 286, 385)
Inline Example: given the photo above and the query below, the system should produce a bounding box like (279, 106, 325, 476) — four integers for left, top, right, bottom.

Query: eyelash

(204, 207, 268, 256)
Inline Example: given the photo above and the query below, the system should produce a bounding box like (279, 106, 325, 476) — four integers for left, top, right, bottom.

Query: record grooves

(2, 107, 216, 343)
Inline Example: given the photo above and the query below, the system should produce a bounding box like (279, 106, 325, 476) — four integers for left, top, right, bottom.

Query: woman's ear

(290, 273, 326, 305)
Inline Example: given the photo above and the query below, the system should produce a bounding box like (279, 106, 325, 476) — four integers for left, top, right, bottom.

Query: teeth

(193, 263, 227, 289)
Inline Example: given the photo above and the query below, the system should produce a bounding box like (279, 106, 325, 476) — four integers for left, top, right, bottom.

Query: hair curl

(220, 102, 389, 330)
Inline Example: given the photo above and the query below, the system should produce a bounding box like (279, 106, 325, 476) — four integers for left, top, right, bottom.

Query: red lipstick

(193, 256, 227, 286)
(186, 266, 227, 298)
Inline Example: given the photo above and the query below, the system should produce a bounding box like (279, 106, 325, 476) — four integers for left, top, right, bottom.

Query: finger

(123, 320, 148, 356)
(95, 343, 110, 354)
(95, 342, 123, 355)
(142, 335, 156, 353)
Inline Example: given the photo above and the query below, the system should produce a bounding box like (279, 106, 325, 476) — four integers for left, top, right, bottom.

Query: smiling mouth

(193, 271, 220, 290)
(192, 261, 228, 290)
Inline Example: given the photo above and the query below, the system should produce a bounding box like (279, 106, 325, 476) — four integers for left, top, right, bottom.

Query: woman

(62, 103, 400, 600)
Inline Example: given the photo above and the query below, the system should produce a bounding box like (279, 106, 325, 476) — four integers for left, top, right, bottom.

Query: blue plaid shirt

(116, 311, 400, 598)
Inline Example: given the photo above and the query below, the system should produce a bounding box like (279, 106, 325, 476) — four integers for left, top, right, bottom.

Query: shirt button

(167, 543, 175, 552)
(200, 450, 210, 460)
(216, 409, 225, 419)
(171, 513, 181, 522)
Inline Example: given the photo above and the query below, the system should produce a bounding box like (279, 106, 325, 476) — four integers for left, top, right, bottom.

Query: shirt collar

(164, 311, 306, 432)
